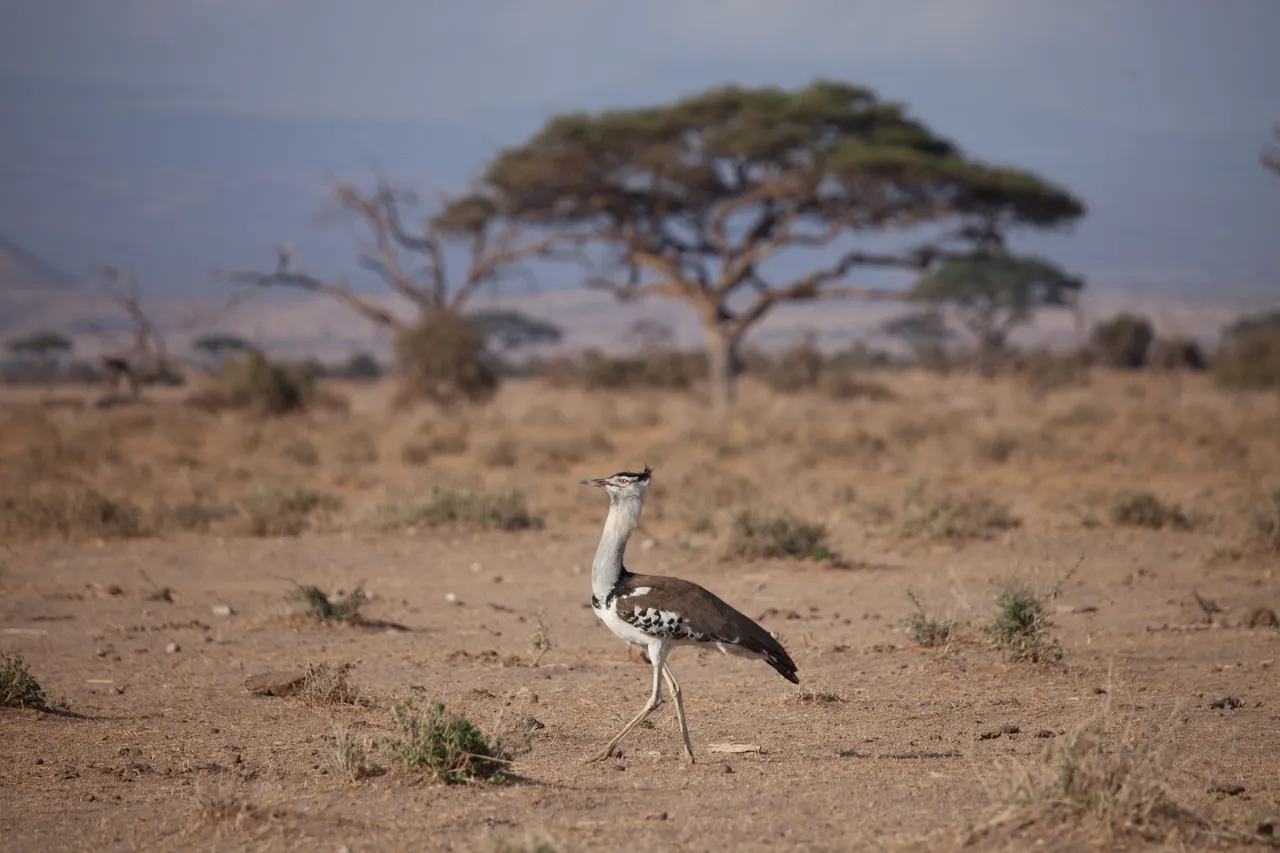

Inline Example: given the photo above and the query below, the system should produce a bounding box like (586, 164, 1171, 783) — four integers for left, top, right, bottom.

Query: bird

(580, 464, 799, 764)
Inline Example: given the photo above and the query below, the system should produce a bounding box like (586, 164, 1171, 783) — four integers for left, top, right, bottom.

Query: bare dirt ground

(1, 373, 1278, 852)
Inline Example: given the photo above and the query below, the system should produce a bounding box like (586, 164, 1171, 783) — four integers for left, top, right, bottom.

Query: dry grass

(287, 584, 368, 623)
(0, 370, 1275, 552)
(0, 651, 49, 709)
(297, 660, 362, 706)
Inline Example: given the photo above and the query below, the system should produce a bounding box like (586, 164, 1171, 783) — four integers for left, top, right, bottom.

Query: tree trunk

(705, 324, 740, 415)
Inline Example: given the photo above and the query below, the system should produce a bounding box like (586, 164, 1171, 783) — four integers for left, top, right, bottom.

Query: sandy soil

(1, 374, 1278, 852)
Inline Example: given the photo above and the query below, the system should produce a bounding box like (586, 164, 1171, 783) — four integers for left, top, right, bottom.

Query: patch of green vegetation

(382, 701, 509, 784)
(0, 652, 49, 709)
(288, 584, 367, 624)
(376, 486, 543, 532)
(725, 510, 837, 561)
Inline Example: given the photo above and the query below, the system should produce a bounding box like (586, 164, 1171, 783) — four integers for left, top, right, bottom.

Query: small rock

(35, 758, 43, 765)
(1208, 696, 1244, 710)
(444, 593, 459, 604)
(1035, 729, 1055, 739)
(645, 811, 668, 821)
(1247, 607, 1278, 628)
(469, 562, 483, 573)
(521, 716, 545, 733)
(165, 642, 180, 654)
(721, 763, 734, 774)
(1257, 820, 1274, 837)
(211, 605, 233, 617)
(611, 763, 625, 771)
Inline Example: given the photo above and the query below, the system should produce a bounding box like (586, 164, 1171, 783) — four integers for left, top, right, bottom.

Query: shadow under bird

(580, 465, 799, 764)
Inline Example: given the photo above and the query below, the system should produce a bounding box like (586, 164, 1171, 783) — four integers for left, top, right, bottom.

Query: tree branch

(216, 248, 403, 330)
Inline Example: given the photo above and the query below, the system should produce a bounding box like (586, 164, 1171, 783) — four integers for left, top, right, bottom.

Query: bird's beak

(580, 477, 609, 488)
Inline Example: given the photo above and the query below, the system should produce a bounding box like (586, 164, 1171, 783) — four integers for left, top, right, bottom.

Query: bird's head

(580, 465, 653, 506)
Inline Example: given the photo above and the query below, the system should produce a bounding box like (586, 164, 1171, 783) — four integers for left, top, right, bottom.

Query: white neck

(591, 496, 643, 602)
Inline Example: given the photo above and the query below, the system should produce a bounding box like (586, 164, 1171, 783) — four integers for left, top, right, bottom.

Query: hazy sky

(1, 0, 1278, 299)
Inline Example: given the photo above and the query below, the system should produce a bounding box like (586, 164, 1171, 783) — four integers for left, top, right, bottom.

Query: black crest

(616, 464, 653, 481)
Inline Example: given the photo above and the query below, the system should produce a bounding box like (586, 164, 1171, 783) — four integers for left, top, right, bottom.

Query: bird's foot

(582, 746, 616, 765)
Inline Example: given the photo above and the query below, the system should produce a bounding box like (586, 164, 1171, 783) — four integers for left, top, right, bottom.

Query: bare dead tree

(217, 177, 589, 334)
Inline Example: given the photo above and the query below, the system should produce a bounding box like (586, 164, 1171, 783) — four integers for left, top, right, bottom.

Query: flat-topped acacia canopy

(445, 80, 1086, 410)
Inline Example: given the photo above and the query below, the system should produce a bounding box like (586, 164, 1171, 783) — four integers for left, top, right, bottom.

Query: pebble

(211, 605, 233, 617)
(165, 642, 180, 654)
(444, 593, 459, 604)
(469, 562, 483, 573)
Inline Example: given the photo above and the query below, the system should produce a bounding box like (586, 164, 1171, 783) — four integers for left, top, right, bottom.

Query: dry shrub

(280, 438, 320, 466)
(298, 660, 360, 705)
(233, 485, 340, 537)
(1149, 337, 1207, 371)
(375, 486, 543, 532)
(818, 369, 895, 401)
(0, 485, 147, 542)
(1214, 328, 1280, 391)
(393, 311, 498, 408)
(573, 349, 705, 391)
(899, 489, 1021, 542)
(186, 350, 317, 416)
(382, 700, 509, 784)
(1250, 487, 1280, 553)
(1109, 491, 1192, 531)
(985, 576, 1062, 663)
(1090, 313, 1155, 369)
(766, 338, 824, 391)
(724, 510, 837, 561)
(0, 652, 49, 709)
(480, 438, 519, 467)
(287, 584, 367, 623)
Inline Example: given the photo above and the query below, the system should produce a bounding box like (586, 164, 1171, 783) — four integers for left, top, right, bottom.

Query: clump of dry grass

(375, 486, 543, 532)
(903, 588, 954, 648)
(724, 509, 837, 562)
(233, 485, 340, 537)
(329, 720, 376, 782)
(1252, 487, 1280, 553)
(1109, 491, 1192, 531)
(0, 652, 49, 709)
(898, 487, 1021, 543)
(298, 660, 361, 705)
(287, 584, 367, 623)
(480, 438, 519, 467)
(0, 485, 147, 542)
(382, 700, 510, 784)
(393, 311, 499, 408)
(995, 711, 1199, 844)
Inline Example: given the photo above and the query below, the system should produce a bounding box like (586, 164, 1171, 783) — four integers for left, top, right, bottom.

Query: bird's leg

(662, 663, 695, 763)
(586, 643, 667, 764)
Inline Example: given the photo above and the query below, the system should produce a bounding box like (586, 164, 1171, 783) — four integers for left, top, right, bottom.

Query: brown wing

(614, 573, 799, 684)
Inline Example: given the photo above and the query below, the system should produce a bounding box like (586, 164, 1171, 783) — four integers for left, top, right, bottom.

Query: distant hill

(0, 236, 78, 291)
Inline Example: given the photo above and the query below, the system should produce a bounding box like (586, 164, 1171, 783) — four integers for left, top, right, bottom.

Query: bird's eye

(617, 477, 630, 485)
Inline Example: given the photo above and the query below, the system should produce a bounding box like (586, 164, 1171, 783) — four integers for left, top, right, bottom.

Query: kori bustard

(581, 465, 799, 764)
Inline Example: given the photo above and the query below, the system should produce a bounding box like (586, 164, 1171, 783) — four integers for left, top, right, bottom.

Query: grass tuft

(1109, 491, 1192, 531)
(725, 510, 837, 561)
(899, 488, 1021, 543)
(903, 588, 954, 648)
(298, 660, 362, 705)
(376, 486, 543, 532)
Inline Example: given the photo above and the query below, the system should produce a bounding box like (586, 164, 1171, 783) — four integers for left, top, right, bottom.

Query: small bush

(1090, 313, 1155, 369)
(382, 700, 508, 784)
(393, 311, 498, 408)
(1018, 350, 1089, 394)
(818, 369, 895, 401)
(725, 510, 836, 561)
(288, 584, 367, 623)
(986, 577, 1062, 663)
(376, 487, 543, 532)
(574, 349, 706, 391)
(298, 661, 361, 705)
(903, 589, 954, 648)
(1149, 337, 1207, 371)
(899, 490, 1021, 542)
(1214, 328, 1280, 391)
(1109, 492, 1192, 531)
(400, 443, 432, 466)
(234, 486, 340, 537)
(0, 486, 146, 541)
(187, 350, 316, 416)
(766, 338, 824, 392)
(0, 652, 49, 709)
(337, 432, 379, 466)
(330, 721, 375, 783)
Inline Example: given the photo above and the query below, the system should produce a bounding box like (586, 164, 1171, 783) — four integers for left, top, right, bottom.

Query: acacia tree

(218, 178, 584, 404)
(452, 80, 1085, 410)
(910, 254, 1085, 376)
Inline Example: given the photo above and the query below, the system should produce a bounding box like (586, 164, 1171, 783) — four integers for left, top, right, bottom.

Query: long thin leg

(586, 643, 667, 763)
(662, 663, 695, 763)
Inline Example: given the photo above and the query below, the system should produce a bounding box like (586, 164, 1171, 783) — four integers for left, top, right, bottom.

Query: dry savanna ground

(1, 370, 1279, 853)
